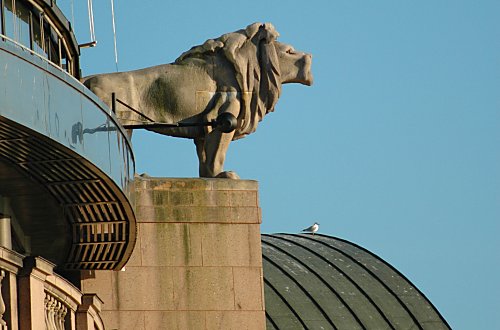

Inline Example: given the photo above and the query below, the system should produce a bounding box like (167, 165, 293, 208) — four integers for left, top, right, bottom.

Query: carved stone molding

(0, 270, 6, 329)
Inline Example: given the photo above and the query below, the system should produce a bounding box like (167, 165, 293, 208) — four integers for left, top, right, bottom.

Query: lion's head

(175, 22, 313, 136)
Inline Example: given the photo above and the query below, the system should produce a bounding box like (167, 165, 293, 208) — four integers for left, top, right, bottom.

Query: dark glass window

(61, 44, 72, 74)
(43, 20, 59, 64)
(31, 10, 45, 56)
(15, 0, 31, 47)
(3, 0, 14, 39)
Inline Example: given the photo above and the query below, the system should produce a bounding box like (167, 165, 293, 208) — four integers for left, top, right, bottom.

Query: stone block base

(81, 177, 265, 330)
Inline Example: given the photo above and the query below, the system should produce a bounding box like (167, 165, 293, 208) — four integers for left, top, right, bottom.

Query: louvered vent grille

(0, 118, 136, 270)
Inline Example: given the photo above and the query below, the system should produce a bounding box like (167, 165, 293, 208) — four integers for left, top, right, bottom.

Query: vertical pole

(111, 92, 116, 114)
(87, 0, 95, 42)
(110, 0, 119, 72)
(0, 216, 11, 250)
(0, 0, 5, 37)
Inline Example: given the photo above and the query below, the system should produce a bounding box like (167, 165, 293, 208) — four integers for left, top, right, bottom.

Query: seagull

(301, 222, 319, 235)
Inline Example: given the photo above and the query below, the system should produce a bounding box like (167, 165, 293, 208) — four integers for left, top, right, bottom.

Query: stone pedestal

(81, 177, 265, 329)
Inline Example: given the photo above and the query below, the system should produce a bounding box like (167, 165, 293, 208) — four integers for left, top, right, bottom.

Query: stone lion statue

(82, 22, 313, 178)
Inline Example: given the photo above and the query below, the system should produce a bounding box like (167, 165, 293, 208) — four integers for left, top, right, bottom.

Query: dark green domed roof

(262, 234, 450, 329)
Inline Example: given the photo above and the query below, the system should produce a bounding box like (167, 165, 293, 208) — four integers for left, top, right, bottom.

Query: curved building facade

(0, 0, 136, 271)
(0, 2, 138, 327)
(262, 233, 450, 330)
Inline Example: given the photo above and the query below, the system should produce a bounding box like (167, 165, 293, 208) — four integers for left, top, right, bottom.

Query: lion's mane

(175, 22, 282, 137)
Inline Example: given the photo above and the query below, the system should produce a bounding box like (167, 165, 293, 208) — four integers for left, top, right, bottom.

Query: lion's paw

(215, 171, 240, 180)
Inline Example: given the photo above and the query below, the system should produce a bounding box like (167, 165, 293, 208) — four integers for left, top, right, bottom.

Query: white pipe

(70, 0, 75, 35)
(110, 0, 118, 71)
(88, 0, 96, 42)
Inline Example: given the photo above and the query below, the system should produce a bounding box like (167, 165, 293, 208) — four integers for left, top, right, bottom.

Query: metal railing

(0, 33, 75, 79)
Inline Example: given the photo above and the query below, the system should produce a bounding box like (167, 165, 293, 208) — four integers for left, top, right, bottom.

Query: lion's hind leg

(196, 129, 235, 178)
(194, 137, 208, 177)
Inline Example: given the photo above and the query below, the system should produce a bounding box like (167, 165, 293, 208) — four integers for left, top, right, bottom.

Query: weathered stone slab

(201, 224, 262, 267)
(101, 311, 145, 330)
(140, 223, 203, 266)
(233, 267, 265, 310)
(172, 266, 235, 311)
(135, 205, 261, 224)
(113, 266, 174, 311)
(205, 311, 266, 329)
(125, 231, 142, 266)
(81, 271, 113, 310)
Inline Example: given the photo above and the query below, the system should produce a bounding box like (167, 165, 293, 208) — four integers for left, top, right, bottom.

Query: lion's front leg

(196, 95, 240, 179)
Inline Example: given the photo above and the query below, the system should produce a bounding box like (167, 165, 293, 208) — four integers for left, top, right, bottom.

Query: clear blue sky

(64, 0, 499, 328)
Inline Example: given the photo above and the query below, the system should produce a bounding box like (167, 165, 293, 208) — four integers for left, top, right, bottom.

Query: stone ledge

(101, 310, 265, 330)
(0, 246, 23, 273)
(135, 205, 261, 224)
(135, 177, 258, 192)
(136, 190, 259, 207)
